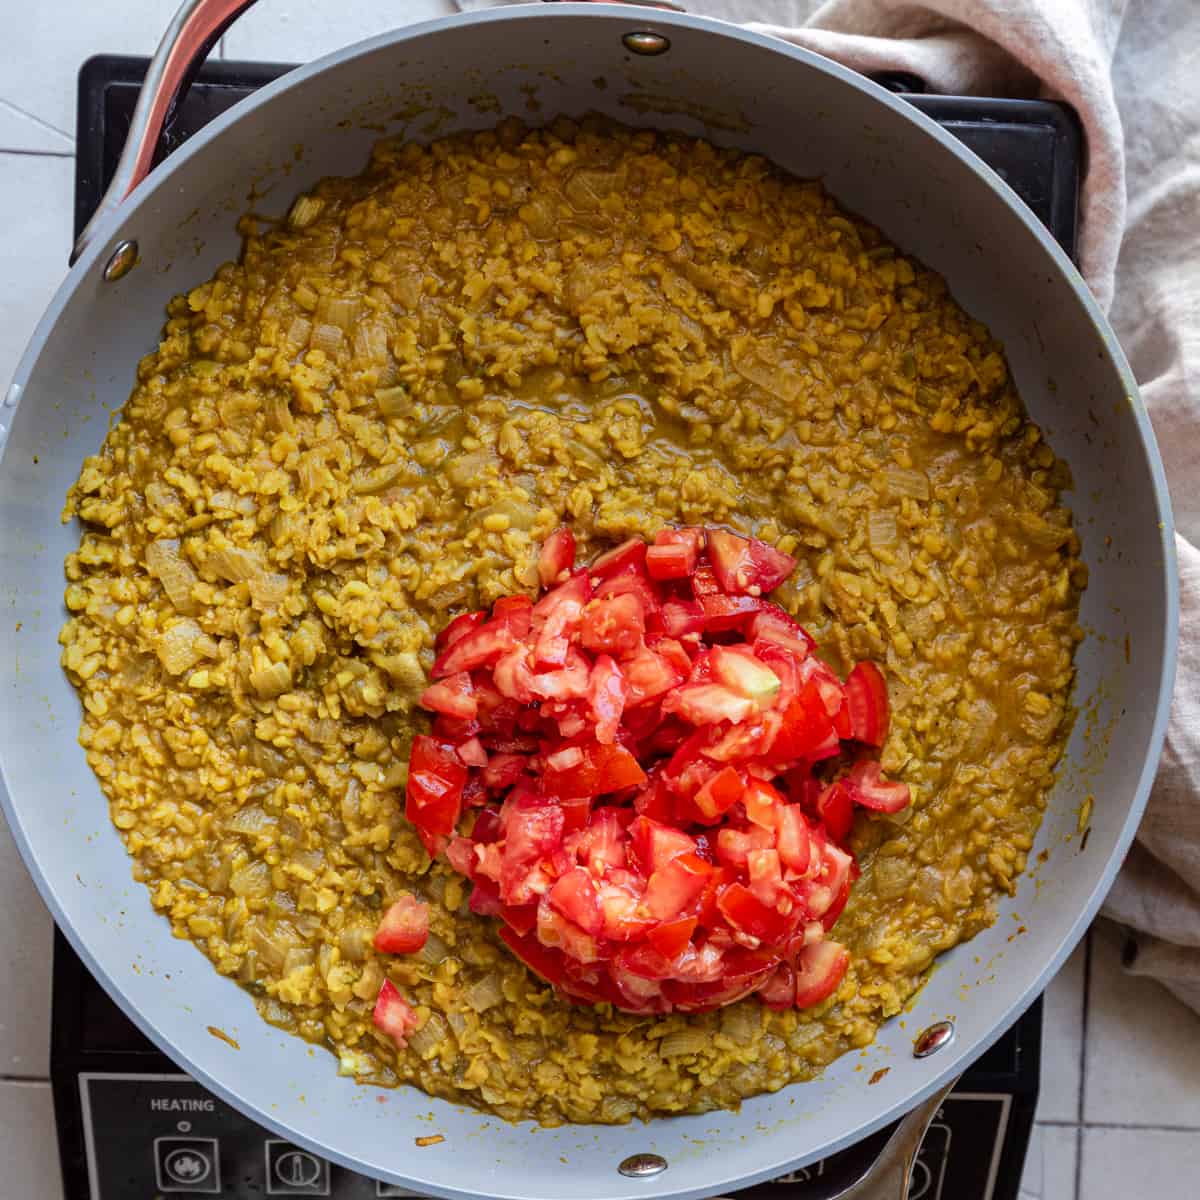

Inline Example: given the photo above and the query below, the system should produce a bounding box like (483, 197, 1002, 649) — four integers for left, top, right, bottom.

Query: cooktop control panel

(74, 1071, 1014, 1200)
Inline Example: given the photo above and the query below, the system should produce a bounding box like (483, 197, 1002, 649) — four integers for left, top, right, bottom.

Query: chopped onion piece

(884, 464, 930, 500)
(287, 194, 324, 228)
(463, 972, 504, 1013)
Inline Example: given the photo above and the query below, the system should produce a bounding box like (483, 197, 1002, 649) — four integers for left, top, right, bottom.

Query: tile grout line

(0, 95, 74, 143)
(1073, 928, 1094, 1200)
(1038, 1119, 1200, 1133)
(0, 148, 74, 159)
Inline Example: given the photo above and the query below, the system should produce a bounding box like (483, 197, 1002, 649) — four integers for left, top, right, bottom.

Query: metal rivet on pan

(103, 239, 139, 282)
(622, 31, 671, 56)
(3, 382, 21, 409)
(618, 1152, 668, 1178)
(913, 1020, 956, 1058)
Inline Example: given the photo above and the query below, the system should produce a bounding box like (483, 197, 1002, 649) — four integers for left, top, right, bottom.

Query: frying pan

(0, 3, 1177, 1198)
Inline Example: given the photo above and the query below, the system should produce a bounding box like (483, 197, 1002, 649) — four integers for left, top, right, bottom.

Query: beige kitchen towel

(713, 0, 1200, 1010)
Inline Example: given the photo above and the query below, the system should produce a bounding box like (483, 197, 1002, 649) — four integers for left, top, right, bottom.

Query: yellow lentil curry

(60, 117, 1084, 1125)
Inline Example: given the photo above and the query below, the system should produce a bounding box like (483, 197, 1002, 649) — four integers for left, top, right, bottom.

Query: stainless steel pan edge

(0, 7, 1177, 1199)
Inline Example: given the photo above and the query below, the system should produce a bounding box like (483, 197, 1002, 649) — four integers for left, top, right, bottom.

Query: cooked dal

(60, 118, 1084, 1125)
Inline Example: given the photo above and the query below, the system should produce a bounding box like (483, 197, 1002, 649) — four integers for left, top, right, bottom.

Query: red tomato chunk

(398, 527, 911, 1015)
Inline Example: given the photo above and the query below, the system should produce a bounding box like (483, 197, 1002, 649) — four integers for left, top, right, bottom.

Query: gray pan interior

(0, 6, 1177, 1199)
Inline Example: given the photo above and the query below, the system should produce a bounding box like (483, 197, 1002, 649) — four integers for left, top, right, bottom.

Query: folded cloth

(725, 0, 1200, 1012)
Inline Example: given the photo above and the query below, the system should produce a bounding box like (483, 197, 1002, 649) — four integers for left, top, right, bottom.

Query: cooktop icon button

(154, 1137, 221, 1194)
(265, 1140, 331, 1195)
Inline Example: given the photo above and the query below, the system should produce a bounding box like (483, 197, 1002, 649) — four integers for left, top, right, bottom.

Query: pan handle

(830, 1080, 958, 1200)
(71, 0, 260, 265)
(72, 0, 693, 266)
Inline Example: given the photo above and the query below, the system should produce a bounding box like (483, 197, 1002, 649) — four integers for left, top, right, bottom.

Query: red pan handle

(70, 0, 687, 266)
(73, 0, 255, 265)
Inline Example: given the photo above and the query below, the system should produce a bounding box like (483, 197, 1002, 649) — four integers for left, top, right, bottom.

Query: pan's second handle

(832, 1080, 958, 1200)
(71, 0, 262, 265)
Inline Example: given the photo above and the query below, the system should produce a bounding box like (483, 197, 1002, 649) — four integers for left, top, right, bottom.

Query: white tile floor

(2, 3, 1199, 1199)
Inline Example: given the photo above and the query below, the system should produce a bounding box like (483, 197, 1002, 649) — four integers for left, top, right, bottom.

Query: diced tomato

(405, 736, 467, 840)
(528, 650, 591, 702)
(645, 534, 700, 580)
(757, 962, 796, 1009)
(468, 875, 503, 917)
(816, 781, 855, 844)
(487, 652, 535, 705)
(498, 926, 568, 986)
(710, 645, 782, 708)
(581, 593, 645, 657)
(707, 530, 797, 596)
(593, 569, 662, 627)
(446, 836, 477, 878)
(767, 687, 838, 764)
(832, 698, 853, 739)
(597, 879, 655, 942)
(374, 893, 430, 955)
(538, 527, 577, 587)
(746, 849, 785, 907)
(717, 882, 795, 943)
(616, 941, 680, 982)
(644, 853, 713, 921)
(690, 563, 721, 597)
(656, 527, 705, 554)
(746, 606, 816, 658)
(792, 940, 849, 1008)
(715, 824, 775, 869)
(844, 759, 911, 813)
(587, 654, 627, 745)
(537, 898, 603, 963)
(548, 867, 603, 936)
(416, 526, 898, 1016)
(633, 772, 675, 823)
(482, 752, 528, 790)
(647, 635, 694, 679)
(588, 537, 647, 580)
(743, 778, 785, 829)
(666, 683, 757, 726)
(705, 715, 778, 763)
(373, 980, 419, 1046)
(455, 736, 488, 768)
(500, 803, 565, 904)
(699, 592, 767, 633)
(647, 915, 698, 959)
(776, 804, 812, 874)
(569, 807, 627, 875)
(630, 815, 698, 874)
(470, 807, 504, 844)
(557, 795, 591, 836)
(435, 609, 485, 653)
(533, 574, 591, 666)
(433, 622, 517, 678)
(622, 644, 685, 706)
(840, 661, 887, 745)
(667, 946, 777, 1011)
(492, 594, 533, 638)
(417, 672, 477, 715)
(661, 598, 706, 639)
(501, 902, 539, 937)
(693, 765, 745, 821)
(542, 738, 647, 800)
